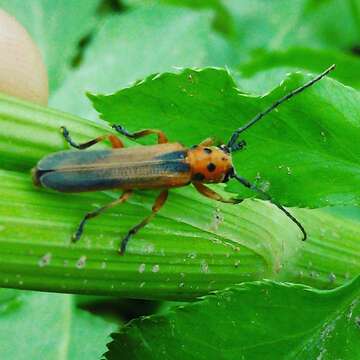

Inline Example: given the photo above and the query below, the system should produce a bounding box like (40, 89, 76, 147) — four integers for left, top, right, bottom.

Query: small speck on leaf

(76, 256, 87, 269)
(38, 253, 52, 267)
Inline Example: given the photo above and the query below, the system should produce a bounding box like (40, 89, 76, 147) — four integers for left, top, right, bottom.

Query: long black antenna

(232, 173, 307, 240)
(227, 64, 336, 150)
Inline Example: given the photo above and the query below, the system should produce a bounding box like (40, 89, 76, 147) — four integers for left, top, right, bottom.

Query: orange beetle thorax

(187, 146, 233, 183)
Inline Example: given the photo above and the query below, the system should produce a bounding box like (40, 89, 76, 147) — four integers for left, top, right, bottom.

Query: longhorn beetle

(32, 65, 335, 255)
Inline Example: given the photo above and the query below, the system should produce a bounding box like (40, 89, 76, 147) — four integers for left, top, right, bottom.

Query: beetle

(32, 65, 335, 255)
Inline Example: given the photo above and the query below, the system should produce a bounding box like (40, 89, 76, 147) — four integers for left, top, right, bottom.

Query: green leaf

(0, 0, 101, 91)
(324, 205, 360, 222)
(236, 47, 360, 94)
(50, 3, 234, 118)
(89, 67, 360, 208)
(0, 289, 117, 360)
(105, 277, 360, 360)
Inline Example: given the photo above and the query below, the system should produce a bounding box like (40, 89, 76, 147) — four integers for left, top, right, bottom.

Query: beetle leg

(198, 138, 215, 147)
(230, 139, 246, 152)
(61, 126, 124, 149)
(112, 125, 168, 144)
(72, 190, 132, 243)
(193, 182, 243, 204)
(119, 190, 168, 255)
(108, 135, 124, 148)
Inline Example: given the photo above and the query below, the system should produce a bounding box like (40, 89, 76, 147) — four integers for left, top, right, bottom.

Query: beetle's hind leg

(112, 125, 168, 144)
(72, 190, 132, 243)
(119, 190, 168, 255)
(61, 126, 124, 149)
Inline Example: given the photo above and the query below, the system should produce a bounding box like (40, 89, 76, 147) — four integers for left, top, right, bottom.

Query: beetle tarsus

(231, 139, 246, 152)
(119, 224, 143, 255)
(72, 211, 95, 243)
(60, 126, 67, 136)
(60, 126, 82, 149)
(72, 220, 86, 243)
(112, 124, 134, 138)
(71, 232, 80, 243)
(119, 232, 133, 255)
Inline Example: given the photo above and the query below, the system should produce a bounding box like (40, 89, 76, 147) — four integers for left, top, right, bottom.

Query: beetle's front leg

(230, 139, 246, 152)
(193, 182, 243, 204)
(198, 138, 215, 147)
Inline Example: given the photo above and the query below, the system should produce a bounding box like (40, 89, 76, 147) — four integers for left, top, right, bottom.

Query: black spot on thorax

(192, 172, 205, 181)
(207, 163, 216, 172)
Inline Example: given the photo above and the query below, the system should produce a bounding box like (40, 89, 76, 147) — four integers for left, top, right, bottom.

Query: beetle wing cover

(36, 143, 191, 192)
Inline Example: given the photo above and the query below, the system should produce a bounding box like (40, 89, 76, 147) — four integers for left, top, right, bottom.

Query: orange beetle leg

(133, 129, 168, 144)
(193, 182, 242, 204)
(198, 137, 215, 147)
(108, 134, 124, 148)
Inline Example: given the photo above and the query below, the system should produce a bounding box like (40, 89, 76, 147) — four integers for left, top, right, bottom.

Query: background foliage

(0, 0, 359, 359)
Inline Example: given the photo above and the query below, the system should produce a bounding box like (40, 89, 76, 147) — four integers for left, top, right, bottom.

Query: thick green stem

(0, 169, 271, 300)
(278, 207, 360, 287)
